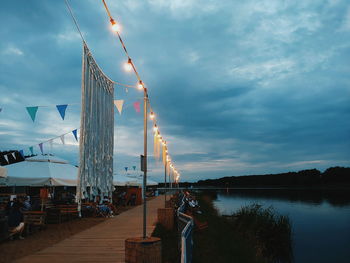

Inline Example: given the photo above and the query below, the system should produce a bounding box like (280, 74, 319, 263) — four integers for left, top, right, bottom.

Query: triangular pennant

(29, 146, 34, 155)
(26, 106, 39, 122)
(49, 139, 53, 153)
(60, 135, 65, 145)
(4, 155, 9, 163)
(19, 150, 24, 158)
(133, 166, 136, 171)
(133, 101, 140, 113)
(56, 104, 68, 120)
(72, 129, 78, 141)
(39, 143, 44, 154)
(125, 167, 128, 172)
(114, 100, 124, 115)
(11, 152, 16, 159)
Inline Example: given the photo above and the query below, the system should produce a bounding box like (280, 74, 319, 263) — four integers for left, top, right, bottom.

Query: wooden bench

(23, 211, 46, 234)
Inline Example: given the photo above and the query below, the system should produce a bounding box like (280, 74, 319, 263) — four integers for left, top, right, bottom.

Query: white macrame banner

(77, 43, 114, 203)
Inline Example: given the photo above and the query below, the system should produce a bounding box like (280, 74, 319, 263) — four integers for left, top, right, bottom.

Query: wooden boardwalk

(16, 196, 164, 263)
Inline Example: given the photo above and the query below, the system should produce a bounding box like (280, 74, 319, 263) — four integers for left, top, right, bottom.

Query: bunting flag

(4, 155, 9, 163)
(60, 134, 65, 145)
(39, 143, 44, 154)
(11, 152, 16, 159)
(72, 129, 78, 141)
(125, 167, 128, 172)
(132, 166, 136, 171)
(56, 104, 68, 120)
(125, 88, 128, 93)
(29, 146, 34, 155)
(19, 150, 24, 158)
(26, 106, 39, 122)
(133, 101, 140, 113)
(114, 100, 124, 115)
(49, 139, 53, 153)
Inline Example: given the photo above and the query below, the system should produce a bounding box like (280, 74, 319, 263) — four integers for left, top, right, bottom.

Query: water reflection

(211, 189, 350, 263)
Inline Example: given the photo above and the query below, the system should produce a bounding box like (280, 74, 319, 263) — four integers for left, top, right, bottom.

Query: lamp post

(142, 86, 148, 239)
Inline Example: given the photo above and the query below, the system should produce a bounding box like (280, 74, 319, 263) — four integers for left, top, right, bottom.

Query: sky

(0, 0, 349, 182)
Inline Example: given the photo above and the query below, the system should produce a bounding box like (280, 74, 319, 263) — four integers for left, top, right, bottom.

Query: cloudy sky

(0, 0, 349, 182)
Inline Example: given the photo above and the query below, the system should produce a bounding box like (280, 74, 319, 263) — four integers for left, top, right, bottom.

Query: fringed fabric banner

(77, 43, 114, 202)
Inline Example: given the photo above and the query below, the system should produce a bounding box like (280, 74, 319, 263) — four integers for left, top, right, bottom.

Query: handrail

(177, 193, 194, 263)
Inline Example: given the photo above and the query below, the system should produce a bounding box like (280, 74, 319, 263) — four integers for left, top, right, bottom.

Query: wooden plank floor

(16, 196, 164, 263)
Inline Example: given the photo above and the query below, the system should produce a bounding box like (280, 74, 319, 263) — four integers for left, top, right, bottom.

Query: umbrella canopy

(0, 155, 77, 187)
(0, 166, 7, 178)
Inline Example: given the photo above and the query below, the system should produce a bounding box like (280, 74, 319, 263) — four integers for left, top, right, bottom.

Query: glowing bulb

(150, 112, 155, 119)
(110, 19, 120, 33)
(138, 80, 144, 90)
(124, 58, 132, 72)
(153, 125, 158, 132)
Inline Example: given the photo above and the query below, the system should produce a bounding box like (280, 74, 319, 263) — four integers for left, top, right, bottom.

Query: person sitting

(8, 201, 25, 240)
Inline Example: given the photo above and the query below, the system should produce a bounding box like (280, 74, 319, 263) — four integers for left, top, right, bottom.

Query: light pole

(142, 86, 148, 239)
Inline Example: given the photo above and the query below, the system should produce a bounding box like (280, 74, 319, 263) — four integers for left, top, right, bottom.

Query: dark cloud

(1, 0, 349, 182)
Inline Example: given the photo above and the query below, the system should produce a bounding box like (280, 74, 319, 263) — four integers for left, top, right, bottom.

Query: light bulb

(124, 58, 132, 72)
(153, 125, 158, 132)
(110, 19, 120, 33)
(138, 80, 144, 90)
(150, 112, 155, 119)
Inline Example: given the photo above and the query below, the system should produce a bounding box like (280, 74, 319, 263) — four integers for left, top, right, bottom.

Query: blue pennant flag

(26, 106, 39, 122)
(132, 166, 136, 171)
(72, 129, 78, 141)
(56, 104, 68, 120)
(19, 150, 24, 158)
(125, 167, 128, 172)
(29, 146, 34, 155)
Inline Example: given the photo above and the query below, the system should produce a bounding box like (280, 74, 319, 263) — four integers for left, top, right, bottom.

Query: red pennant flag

(133, 102, 140, 113)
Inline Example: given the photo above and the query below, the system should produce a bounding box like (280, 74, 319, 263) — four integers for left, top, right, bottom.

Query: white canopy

(0, 155, 77, 187)
(0, 155, 158, 188)
(0, 166, 7, 178)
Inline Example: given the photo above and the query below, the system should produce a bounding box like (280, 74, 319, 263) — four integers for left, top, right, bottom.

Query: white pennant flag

(114, 100, 124, 115)
(11, 152, 16, 159)
(4, 155, 9, 163)
(49, 139, 53, 153)
(60, 135, 65, 145)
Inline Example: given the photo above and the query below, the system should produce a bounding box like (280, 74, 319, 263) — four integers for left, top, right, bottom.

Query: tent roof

(0, 155, 77, 186)
(0, 166, 7, 178)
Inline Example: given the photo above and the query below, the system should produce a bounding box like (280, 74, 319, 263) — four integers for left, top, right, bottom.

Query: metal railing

(177, 194, 194, 263)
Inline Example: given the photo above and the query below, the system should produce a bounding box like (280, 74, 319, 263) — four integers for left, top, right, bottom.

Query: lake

(211, 188, 350, 263)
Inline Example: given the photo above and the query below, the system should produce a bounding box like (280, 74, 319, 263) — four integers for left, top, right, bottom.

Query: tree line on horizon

(187, 167, 350, 187)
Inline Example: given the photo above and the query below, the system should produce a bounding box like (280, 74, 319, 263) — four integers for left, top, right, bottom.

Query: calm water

(211, 189, 350, 263)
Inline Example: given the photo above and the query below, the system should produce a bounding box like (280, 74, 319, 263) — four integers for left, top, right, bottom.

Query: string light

(110, 18, 120, 33)
(124, 58, 133, 72)
(101, 0, 182, 183)
(138, 80, 144, 90)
